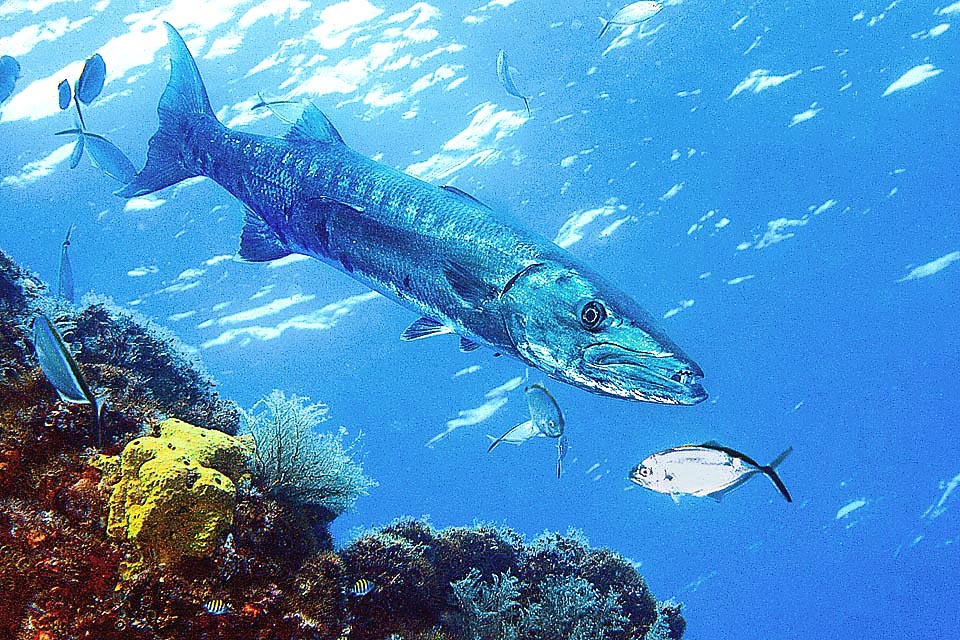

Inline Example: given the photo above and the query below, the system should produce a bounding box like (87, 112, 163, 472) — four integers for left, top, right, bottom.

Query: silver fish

(598, 1, 663, 39)
(496, 50, 530, 114)
(487, 383, 564, 451)
(556, 436, 569, 479)
(58, 225, 75, 304)
(630, 442, 793, 503)
(32, 314, 104, 446)
(55, 125, 136, 184)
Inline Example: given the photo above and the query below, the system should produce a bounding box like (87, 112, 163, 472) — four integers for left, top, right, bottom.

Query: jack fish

(630, 442, 793, 502)
(120, 23, 707, 405)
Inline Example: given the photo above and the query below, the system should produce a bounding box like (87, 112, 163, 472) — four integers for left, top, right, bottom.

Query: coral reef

(341, 518, 682, 640)
(99, 418, 255, 565)
(0, 249, 684, 639)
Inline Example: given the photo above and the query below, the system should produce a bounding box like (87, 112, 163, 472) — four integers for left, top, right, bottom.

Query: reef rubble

(0, 248, 685, 639)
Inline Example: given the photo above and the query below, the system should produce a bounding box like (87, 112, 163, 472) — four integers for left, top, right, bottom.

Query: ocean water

(1, 0, 958, 638)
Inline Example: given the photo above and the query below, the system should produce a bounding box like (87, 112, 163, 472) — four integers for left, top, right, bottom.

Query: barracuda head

(499, 262, 707, 404)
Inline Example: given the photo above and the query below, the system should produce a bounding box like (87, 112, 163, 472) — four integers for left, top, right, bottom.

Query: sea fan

(243, 390, 375, 514)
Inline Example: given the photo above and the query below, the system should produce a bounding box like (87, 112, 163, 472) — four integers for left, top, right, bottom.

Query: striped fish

(203, 598, 232, 615)
(348, 578, 376, 597)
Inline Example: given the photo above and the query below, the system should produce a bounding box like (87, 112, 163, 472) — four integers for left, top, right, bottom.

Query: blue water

(2, 1, 958, 637)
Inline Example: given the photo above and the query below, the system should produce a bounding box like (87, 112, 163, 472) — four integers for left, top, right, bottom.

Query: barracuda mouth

(583, 342, 706, 404)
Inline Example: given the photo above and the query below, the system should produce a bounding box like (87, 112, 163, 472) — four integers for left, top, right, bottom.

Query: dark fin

(556, 453, 562, 479)
(769, 446, 794, 469)
(441, 185, 495, 212)
(285, 102, 344, 145)
(698, 442, 764, 470)
(238, 207, 290, 262)
(400, 317, 451, 341)
(459, 337, 481, 352)
(118, 22, 215, 198)
(522, 96, 530, 115)
(760, 465, 793, 503)
(442, 260, 495, 309)
(597, 17, 610, 39)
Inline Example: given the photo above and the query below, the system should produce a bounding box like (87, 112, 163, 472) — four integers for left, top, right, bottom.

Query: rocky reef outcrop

(0, 248, 684, 639)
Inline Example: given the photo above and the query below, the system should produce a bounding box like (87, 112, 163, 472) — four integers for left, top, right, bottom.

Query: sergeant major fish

(630, 442, 793, 503)
(119, 23, 707, 405)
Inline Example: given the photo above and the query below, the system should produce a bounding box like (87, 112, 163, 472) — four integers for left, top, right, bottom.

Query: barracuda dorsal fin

(401, 316, 452, 341)
(441, 185, 495, 212)
(285, 103, 344, 145)
(238, 207, 291, 262)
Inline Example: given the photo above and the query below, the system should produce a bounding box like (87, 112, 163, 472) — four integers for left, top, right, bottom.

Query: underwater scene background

(1, 0, 958, 638)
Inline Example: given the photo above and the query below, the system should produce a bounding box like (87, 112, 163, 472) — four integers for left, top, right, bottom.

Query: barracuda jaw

(582, 342, 707, 405)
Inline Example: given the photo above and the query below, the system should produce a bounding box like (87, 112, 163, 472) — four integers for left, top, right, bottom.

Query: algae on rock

(99, 418, 254, 564)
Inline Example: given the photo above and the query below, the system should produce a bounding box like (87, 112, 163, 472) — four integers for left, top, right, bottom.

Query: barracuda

(120, 23, 707, 405)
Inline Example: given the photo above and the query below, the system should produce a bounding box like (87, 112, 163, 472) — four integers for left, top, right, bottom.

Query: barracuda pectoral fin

(442, 260, 497, 310)
(285, 102, 344, 145)
(401, 317, 453, 341)
(459, 337, 481, 352)
(238, 207, 291, 262)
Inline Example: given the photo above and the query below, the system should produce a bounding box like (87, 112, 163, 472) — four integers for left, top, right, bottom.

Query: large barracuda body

(121, 23, 707, 405)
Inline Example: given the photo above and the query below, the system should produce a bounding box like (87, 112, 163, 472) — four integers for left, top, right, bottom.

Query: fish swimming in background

(57, 53, 106, 128)
(32, 314, 104, 446)
(202, 598, 232, 615)
(54, 53, 135, 182)
(598, 1, 663, 39)
(0, 55, 21, 104)
(58, 225, 75, 304)
(119, 23, 706, 405)
(487, 382, 564, 451)
(556, 436, 569, 479)
(55, 123, 136, 183)
(629, 442, 793, 503)
(348, 578, 376, 597)
(496, 50, 531, 114)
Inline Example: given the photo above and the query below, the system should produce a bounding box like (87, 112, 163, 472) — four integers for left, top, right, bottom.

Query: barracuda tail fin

(118, 22, 215, 197)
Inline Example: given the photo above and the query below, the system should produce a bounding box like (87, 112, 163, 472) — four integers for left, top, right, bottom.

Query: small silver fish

(598, 1, 663, 39)
(496, 50, 531, 114)
(487, 382, 564, 451)
(58, 225, 75, 304)
(203, 598, 232, 615)
(32, 313, 104, 446)
(556, 436, 569, 479)
(75, 53, 106, 105)
(348, 578, 376, 597)
(55, 124, 136, 184)
(630, 442, 793, 503)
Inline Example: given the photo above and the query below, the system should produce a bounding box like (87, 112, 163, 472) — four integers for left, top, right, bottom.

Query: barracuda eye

(579, 300, 607, 331)
(638, 466, 652, 477)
